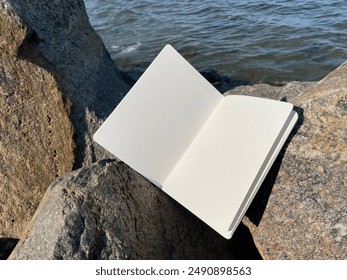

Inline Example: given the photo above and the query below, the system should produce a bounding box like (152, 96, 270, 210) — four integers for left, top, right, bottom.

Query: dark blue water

(84, 0, 347, 83)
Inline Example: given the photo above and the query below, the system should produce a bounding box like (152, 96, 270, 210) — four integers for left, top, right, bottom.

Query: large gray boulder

(0, 1, 75, 238)
(242, 63, 347, 259)
(0, 0, 128, 239)
(2, 0, 129, 167)
(9, 160, 250, 260)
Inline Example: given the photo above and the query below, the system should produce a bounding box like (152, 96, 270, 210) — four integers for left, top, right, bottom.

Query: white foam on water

(120, 42, 142, 54)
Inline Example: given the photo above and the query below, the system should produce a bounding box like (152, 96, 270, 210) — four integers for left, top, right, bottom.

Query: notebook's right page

(163, 95, 294, 238)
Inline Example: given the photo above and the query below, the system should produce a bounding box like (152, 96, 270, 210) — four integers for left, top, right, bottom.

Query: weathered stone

(0, 0, 128, 239)
(2, 0, 129, 167)
(200, 69, 250, 93)
(9, 160, 260, 260)
(0, 2, 75, 238)
(224, 81, 316, 101)
(243, 62, 347, 259)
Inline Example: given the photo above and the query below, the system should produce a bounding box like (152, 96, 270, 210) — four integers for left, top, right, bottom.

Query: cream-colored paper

(93, 44, 297, 239)
(164, 95, 296, 238)
(93, 45, 222, 186)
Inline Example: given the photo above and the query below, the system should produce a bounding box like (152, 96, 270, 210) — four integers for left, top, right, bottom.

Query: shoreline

(2, 0, 346, 260)
(120, 67, 252, 93)
(120, 66, 317, 96)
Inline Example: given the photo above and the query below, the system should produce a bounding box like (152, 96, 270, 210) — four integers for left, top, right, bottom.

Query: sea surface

(84, 0, 347, 84)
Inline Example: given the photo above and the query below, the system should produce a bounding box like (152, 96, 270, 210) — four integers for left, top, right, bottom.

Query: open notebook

(93, 44, 298, 239)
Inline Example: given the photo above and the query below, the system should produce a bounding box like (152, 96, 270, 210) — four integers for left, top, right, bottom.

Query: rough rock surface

(2, 0, 129, 167)
(9, 160, 257, 260)
(242, 62, 347, 259)
(1, 0, 128, 238)
(0, 2, 75, 238)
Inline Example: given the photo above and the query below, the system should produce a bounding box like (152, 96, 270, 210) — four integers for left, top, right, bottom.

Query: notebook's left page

(93, 45, 222, 186)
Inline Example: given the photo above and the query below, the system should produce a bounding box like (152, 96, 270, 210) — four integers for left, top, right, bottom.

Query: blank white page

(163, 95, 293, 237)
(93, 45, 222, 186)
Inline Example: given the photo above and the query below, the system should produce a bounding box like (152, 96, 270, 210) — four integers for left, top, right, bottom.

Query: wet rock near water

(121, 68, 250, 93)
(200, 69, 250, 93)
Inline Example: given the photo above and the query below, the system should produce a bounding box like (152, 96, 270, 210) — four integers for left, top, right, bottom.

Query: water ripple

(85, 0, 347, 83)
